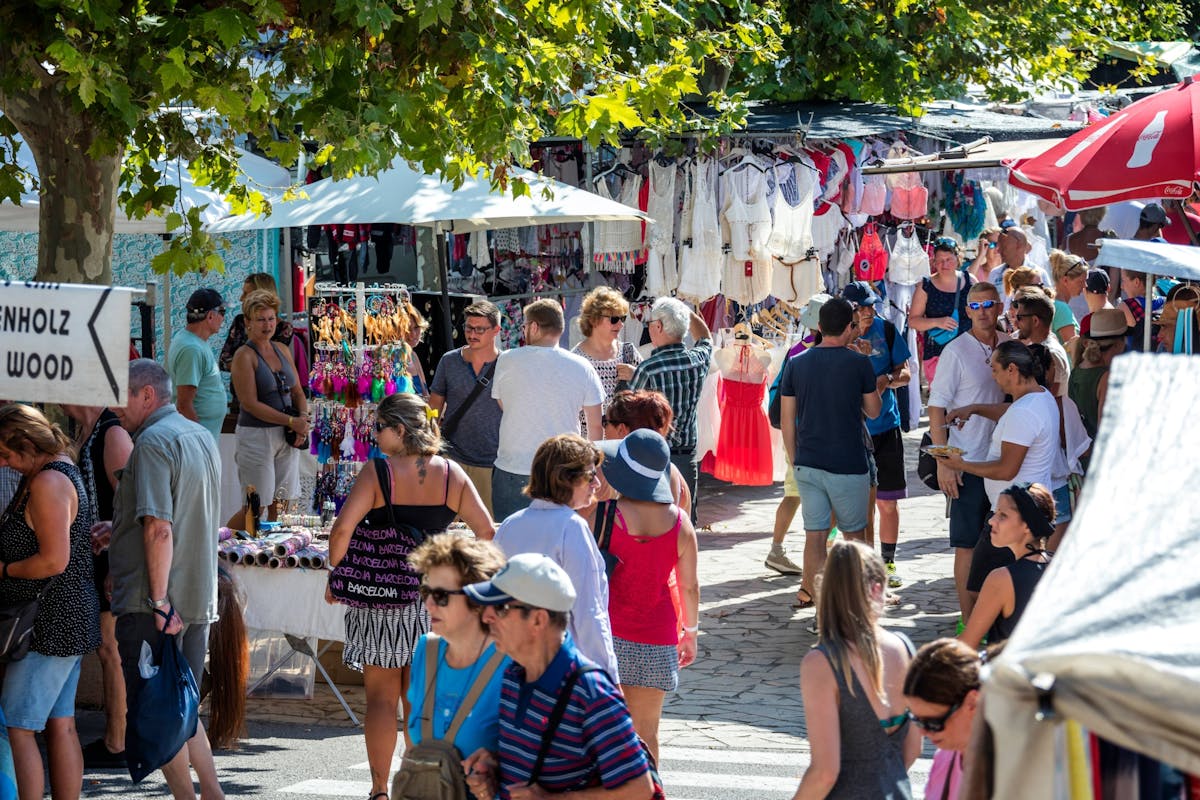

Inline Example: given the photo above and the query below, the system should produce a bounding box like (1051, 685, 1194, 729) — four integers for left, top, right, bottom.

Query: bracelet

(286, 416, 293, 429)
(682, 624, 698, 633)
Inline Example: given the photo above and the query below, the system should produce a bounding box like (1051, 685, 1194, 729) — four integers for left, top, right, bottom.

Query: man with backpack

(843, 282, 911, 588)
(461, 554, 658, 799)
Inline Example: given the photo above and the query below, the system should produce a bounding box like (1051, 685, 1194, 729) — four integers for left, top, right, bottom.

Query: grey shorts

(794, 465, 870, 533)
(235, 424, 301, 502)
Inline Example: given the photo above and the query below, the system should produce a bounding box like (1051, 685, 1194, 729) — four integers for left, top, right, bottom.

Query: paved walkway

(236, 425, 960, 756)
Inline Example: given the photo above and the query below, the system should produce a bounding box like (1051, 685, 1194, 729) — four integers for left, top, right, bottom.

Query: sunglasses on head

(418, 584, 466, 606)
(934, 237, 958, 249)
(967, 300, 997, 310)
(907, 699, 962, 733)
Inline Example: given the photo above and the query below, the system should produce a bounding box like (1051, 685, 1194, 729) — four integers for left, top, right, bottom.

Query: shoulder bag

(928, 273, 965, 348)
(439, 356, 496, 445)
(328, 458, 424, 608)
(590, 500, 620, 579)
(391, 635, 507, 800)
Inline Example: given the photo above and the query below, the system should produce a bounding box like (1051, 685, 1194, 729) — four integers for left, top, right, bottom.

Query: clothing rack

(488, 285, 594, 304)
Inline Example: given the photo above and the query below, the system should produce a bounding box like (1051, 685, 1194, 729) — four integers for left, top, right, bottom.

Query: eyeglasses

(418, 585, 466, 607)
(577, 468, 598, 483)
(608, 315, 627, 325)
(464, 324, 493, 335)
(967, 301, 997, 310)
(907, 699, 963, 733)
(492, 602, 537, 617)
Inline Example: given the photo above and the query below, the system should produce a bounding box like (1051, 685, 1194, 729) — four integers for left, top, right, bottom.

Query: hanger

(719, 149, 766, 176)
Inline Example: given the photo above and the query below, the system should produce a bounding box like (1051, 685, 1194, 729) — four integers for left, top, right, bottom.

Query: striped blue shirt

(496, 635, 648, 797)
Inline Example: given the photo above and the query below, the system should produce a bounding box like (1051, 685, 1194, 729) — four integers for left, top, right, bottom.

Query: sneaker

(765, 548, 803, 575)
(886, 561, 902, 588)
(81, 738, 126, 769)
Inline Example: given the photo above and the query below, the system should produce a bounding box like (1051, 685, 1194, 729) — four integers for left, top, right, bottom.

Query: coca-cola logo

(1162, 185, 1189, 197)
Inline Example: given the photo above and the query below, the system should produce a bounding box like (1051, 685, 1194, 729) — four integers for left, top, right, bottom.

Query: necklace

(970, 329, 998, 362)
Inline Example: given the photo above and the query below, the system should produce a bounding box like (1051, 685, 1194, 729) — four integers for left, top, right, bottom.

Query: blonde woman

(228, 289, 308, 526)
(1049, 250, 1087, 344)
(792, 541, 920, 799)
(572, 286, 642, 438)
(326, 392, 493, 800)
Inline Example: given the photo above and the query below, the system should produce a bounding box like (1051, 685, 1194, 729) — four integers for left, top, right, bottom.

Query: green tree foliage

(753, 0, 1186, 112)
(0, 0, 782, 283)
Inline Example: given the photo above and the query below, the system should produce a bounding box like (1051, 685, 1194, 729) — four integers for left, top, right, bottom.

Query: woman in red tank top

(597, 429, 700, 763)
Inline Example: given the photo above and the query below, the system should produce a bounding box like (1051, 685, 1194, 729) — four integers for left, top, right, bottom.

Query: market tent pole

(1146, 269, 1157, 353)
(435, 222, 455, 352)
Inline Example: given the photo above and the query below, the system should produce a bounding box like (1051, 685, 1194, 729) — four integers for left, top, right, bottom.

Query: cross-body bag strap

(528, 665, 604, 786)
(440, 357, 497, 441)
(419, 633, 442, 742)
(592, 500, 617, 551)
(372, 457, 401, 532)
(443, 648, 507, 744)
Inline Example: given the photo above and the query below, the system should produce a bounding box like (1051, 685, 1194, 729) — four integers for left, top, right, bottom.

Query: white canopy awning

(0, 140, 292, 235)
(1095, 238, 1200, 282)
(207, 159, 649, 234)
(861, 137, 1065, 175)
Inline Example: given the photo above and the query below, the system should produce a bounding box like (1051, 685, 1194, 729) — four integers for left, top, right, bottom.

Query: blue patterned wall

(0, 229, 279, 361)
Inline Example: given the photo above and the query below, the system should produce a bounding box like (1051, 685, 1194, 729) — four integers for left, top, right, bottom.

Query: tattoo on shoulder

(416, 456, 427, 484)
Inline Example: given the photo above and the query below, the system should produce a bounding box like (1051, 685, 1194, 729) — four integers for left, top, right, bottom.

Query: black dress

(0, 461, 101, 657)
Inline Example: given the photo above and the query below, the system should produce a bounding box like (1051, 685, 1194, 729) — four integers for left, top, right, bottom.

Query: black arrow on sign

(88, 288, 120, 403)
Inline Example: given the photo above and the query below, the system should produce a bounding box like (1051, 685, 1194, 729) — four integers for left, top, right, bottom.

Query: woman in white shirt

(936, 341, 1060, 606)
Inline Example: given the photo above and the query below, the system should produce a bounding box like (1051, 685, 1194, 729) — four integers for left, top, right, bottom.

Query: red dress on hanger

(712, 345, 773, 486)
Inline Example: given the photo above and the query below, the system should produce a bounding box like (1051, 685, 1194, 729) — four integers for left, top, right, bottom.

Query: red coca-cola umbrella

(1007, 77, 1200, 211)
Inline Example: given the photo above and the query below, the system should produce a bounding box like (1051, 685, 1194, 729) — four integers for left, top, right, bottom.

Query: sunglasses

(934, 237, 958, 249)
(1014, 313, 1036, 320)
(907, 699, 962, 733)
(418, 584, 466, 607)
(215, 306, 228, 316)
(608, 315, 627, 325)
(493, 601, 537, 617)
(577, 468, 599, 482)
(967, 301, 997, 310)
(373, 420, 391, 433)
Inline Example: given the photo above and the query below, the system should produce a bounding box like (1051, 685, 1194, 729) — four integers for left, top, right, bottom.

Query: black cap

(1140, 204, 1169, 227)
(186, 288, 225, 321)
(1085, 269, 1110, 295)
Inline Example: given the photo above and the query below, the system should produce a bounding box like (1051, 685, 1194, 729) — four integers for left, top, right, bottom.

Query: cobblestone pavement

(663, 425, 956, 752)
(237, 425, 959, 758)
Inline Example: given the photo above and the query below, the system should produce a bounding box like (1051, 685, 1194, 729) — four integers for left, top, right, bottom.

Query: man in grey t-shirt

(109, 359, 224, 798)
(429, 300, 503, 515)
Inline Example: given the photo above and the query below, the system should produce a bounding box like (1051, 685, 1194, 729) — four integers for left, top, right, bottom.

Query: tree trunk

(1, 78, 121, 286)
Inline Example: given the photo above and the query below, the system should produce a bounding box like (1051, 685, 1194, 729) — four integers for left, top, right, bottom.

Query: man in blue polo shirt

(843, 282, 912, 588)
(462, 554, 655, 800)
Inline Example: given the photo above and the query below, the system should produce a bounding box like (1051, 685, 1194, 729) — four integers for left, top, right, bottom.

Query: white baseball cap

(463, 553, 577, 613)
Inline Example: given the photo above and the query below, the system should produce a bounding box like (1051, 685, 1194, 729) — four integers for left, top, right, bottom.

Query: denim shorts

(1, 651, 84, 731)
(794, 465, 870, 533)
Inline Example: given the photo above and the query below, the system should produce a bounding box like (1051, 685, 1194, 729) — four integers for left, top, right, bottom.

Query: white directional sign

(0, 281, 133, 406)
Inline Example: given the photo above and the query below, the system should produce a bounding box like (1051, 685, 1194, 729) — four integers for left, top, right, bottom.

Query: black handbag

(916, 431, 940, 492)
(591, 500, 620, 579)
(0, 480, 53, 663)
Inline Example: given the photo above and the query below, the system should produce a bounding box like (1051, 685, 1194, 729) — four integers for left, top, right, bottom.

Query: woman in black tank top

(961, 483, 1055, 649)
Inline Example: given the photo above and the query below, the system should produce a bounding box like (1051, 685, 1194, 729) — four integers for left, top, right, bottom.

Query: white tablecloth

(231, 563, 345, 642)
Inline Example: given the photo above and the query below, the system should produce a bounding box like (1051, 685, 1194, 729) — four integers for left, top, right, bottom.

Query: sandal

(368, 793, 388, 800)
(884, 591, 902, 607)
(792, 588, 815, 609)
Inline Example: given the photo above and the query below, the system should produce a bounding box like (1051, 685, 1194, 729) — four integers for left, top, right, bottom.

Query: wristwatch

(147, 596, 170, 610)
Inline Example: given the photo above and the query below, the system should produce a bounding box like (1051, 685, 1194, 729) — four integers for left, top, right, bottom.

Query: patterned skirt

(342, 603, 430, 671)
(613, 636, 679, 692)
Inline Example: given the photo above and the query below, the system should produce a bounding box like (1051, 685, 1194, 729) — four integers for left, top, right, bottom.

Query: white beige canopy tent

(1094, 238, 1200, 351)
(984, 352, 1200, 797)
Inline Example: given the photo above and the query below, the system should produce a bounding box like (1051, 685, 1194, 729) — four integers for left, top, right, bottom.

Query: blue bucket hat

(598, 429, 674, 504)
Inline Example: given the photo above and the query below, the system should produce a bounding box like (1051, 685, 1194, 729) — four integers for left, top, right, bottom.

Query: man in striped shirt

(463, 554, 655, 800)
(629, 298, 712, 523)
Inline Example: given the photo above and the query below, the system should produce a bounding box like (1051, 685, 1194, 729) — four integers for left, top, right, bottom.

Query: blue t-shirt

(860, 318, 911, 436)
(781, 346, 877, 474)
(406, 635, 509, 759)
